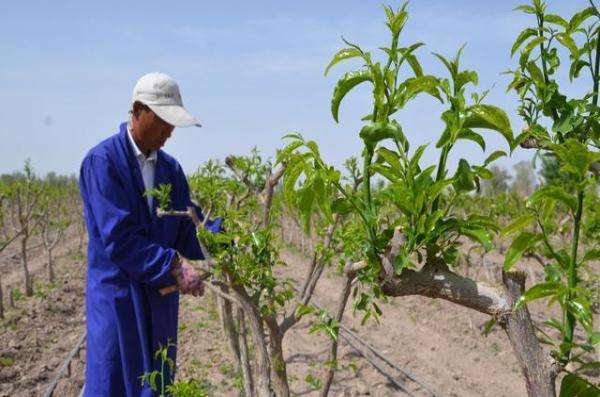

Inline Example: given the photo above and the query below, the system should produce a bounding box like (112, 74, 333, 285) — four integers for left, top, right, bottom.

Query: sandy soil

(0, 232, 597, 396)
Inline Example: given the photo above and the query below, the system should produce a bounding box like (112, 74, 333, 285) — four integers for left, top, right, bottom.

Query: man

(79, 72, 214, 396)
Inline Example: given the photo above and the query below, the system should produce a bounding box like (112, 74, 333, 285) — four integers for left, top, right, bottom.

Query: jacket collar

(117, 122, 171, 217)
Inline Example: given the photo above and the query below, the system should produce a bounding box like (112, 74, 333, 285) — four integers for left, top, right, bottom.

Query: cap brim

(148, 104, 201, 128)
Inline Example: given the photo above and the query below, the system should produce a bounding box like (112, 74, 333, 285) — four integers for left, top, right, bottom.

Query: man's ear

(132, 101, 146, 118)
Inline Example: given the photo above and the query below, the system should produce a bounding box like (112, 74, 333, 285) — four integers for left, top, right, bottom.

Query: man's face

(131, 102, 175, 154)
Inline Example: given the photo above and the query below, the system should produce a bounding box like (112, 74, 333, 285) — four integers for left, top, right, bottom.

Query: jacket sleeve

(81, 154, 176, 287)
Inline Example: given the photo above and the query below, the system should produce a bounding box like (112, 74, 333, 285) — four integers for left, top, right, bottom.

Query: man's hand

(170, 254, 205, 296)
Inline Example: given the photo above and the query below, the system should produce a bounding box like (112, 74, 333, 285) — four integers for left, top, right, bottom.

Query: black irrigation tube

(306, 293, 441, 397)
(42, 331, 86, 397)
(339, 323, 440, 397)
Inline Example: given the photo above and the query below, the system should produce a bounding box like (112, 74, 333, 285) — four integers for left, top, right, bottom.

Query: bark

(47, 250, 55, 283)
(21, 234, 33, 297)
(321, 267, 354, 397)
(230, 285, 272, 397)
(261, 165, 286, 228)
(9, 286, 15, 308)
(500, 271, 557, 397)
(266, 319, 289, 397)
(0, 278, 4, 319)
(237, 307, 254, 397)
(380, 261, 559, 397)
(381, 263, 510, 316)
(281, 217, 340, 334)
(219, 296, 242, 369)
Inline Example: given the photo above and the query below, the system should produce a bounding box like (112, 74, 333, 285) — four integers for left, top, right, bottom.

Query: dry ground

(0, 231, 597, 396)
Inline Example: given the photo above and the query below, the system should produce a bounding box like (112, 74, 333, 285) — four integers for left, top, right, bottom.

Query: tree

(481, 165, 511, 196)
(279, 2, 600, 395)
(4, 161, 44, 297)
(512, 160, 536, 196)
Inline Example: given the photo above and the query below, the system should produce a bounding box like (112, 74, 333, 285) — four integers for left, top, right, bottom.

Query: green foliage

(308, 308, 339, 341)
(559, 373, 600, 396)
(506, 0, 600, 368)
(166, 379, 210, 397)
(0, 356, 15, 367)
(140, 341, 177, 397)
(273, 4, 518, 333)
(145, 184, 173, 211)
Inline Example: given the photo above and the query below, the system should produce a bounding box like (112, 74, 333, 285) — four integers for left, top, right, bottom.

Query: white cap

(132, 72, 201, 127)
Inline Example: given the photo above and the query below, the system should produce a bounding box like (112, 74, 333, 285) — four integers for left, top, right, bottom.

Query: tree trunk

(237, 307, 255, 397)
(500, 271, 557, 397)
(0, 278, 4, 319)
(219, 296, 242, 364)
(21, 235, 33, 297)
(231, 286, 272, 397)
(321, 273, 353, 397)
(9, 286, 15, 308)
(266, 323, 289, 397)
(47, 249, 55, 283)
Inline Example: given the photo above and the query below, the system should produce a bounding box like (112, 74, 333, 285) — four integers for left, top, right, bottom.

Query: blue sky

(0, 0, 593, 176)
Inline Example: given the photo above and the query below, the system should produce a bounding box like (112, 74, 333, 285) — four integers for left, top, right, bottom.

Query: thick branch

(261, 164, 287, 228)
(519, 137, 600, 176)
(381, 265, 510, 316)
(280, 215, 339, 333)
(500, 271, 558, 397)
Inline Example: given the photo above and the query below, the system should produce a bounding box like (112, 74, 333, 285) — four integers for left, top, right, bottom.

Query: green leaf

(559, 373, 600, 397)
(569, 59, 590, 80)
(567, 299, 593, 331)
(501, 214, 536, 237)
(299, 185, 315, 232)
(515, 282, 562, 310)
(377, 147, 401, 173)
(511, 28, 538, 57)
(520, 36, 546, 64)
(359, 121, 402, 149)
(331, 70, 373, 122)
(331, 197, 352, 215)
(400, 75, 442, 104)
(455, 70, 479, 91)
(556, 33, 579, 58)
(568, 7, 597, 33)
(457, 129, 485, 151)
(583, 249, 600, 262)
(514, 5, 536, 14)
(473, 165, 493, 180)
(575, 361, 600, 373)
(436, 128, 452, 148)
(504, 232, 542, 270)
(544, 14, 569, 28)
(325, 47, 362, 76)
(397, 42, 425, 74)
(463, 104, 513, 144)
(283, 159, 306, 203)
(432, 52, 456, 78)
(528, 185, 577, 212)
(461, 227, 493, 251)
(484, 150, 507, 166)
(295, 304, 316, 319)
(526, 61, 545, 86)
(404, 53, 423, 77)
(482, 318, 497, 336)
(453, 159, 476, 192)
(370, 163, 397, 181)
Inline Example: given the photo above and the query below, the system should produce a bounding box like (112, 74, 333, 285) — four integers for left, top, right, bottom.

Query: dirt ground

(0, 230, 598, 396)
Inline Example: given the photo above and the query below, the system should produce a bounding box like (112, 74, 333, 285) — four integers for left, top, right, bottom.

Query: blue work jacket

(79, 122, 219, 396)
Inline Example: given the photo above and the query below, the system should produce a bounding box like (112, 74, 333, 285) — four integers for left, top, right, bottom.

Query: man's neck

(128, 123, 152, 158)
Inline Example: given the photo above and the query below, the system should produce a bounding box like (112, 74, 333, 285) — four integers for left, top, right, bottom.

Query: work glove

(170, 253, 205, 297)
